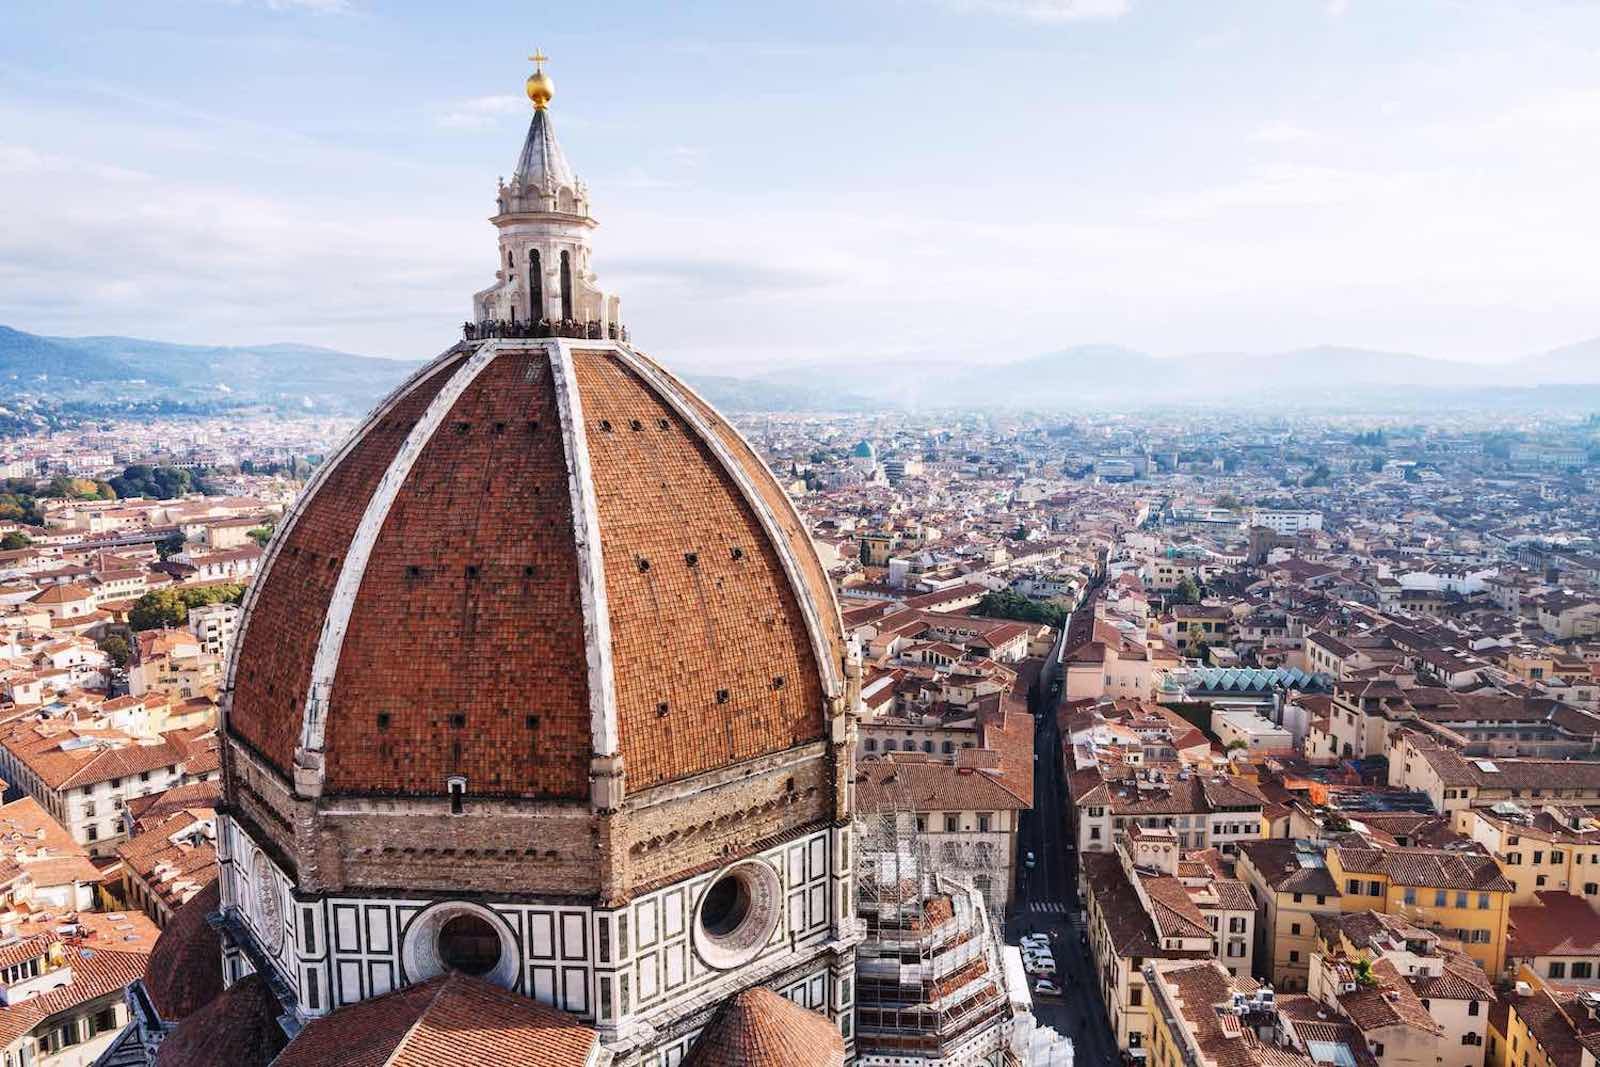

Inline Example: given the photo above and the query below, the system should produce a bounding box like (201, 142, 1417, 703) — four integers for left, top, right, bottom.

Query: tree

(157, 532, 186, 560)
(973, 589, 1070, 628)
(97, 633, 131, 668)
(129, 589, 188, 630)
(109, 465, 218, 500)
(248, 525, 276, 548)
(42, 476, 114, 500)
(0, 532, 30, 550)
(178, 583, 246, 609)
(1170, 574, 1202, 606)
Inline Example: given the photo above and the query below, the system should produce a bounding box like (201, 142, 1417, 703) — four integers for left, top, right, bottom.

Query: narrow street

(1008, 597, 1119, 1064)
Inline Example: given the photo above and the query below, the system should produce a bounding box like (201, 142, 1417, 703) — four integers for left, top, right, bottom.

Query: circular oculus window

(693, 860, 783, 970)
(400, 901, 520, 990)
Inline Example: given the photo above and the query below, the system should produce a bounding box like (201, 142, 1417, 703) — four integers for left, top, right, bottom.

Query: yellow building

(1145, 959, 1322, 1067)
(1326, 845, 1513, 977)
(1454, 806, 1600, 905)
(1236, 839, 1342, 993)
(858, 530, 896, 567)
(1310, 910, 1492, 1067)
(1490, 967, 1600, 1067)
(1081, 833, 1256, 1057)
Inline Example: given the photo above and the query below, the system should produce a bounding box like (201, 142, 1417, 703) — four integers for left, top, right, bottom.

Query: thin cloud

(433, 94, 527, 131)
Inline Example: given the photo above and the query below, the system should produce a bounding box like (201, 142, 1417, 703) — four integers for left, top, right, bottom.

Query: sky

(2, 0, 1598, 374)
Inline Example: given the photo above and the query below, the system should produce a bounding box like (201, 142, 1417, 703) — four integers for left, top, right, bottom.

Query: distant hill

(0, 326, 419, 413)
(683, 374, 878, 413)
(3, 323, 1596, 416)
(818, 337, 1600, 409)
(0, 325, 878, 416)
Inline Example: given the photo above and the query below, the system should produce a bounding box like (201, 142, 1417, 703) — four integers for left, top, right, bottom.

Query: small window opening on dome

(465, 564, 480, 580)
(447, 776, 467, 817)
(406, 565, 422, 579)
(657, 418, 670, 430)
(492, 421, 506, 435)
(684, 552, 699, 568)
(522, 565, 536, 578)
(730, 546, 744, 561)
(656, 702, 670, 718)
(526, 715, 539, 729)
(772, 675, 785, 690)
(637, 557, 650, 573)
(599, 419, 612, 433)
(453, 421, 471, 435)
(629, 419, 643, 431)
(377, 713, 391, 731)
(451, 713, 467, 728)
(716, 689, 730, 705)
(526, 420, 540, 433)
(327, 556, 339, 570)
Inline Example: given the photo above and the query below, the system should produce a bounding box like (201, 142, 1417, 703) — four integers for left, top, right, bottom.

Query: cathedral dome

(225, 340, 847, 802)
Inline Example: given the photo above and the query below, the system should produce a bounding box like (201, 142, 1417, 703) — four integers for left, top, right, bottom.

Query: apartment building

(1235, 839, 1343, 993)
(1390, 728, 1600, 814)
(0, 724, 219, 857)
(1071, 765, 1267, 858)
(1082, 829, 1258, 1057)
(1325, 844, 1513, 977)
(1452, 804, 1600, 904)
(1310, 911, 1491, 1067)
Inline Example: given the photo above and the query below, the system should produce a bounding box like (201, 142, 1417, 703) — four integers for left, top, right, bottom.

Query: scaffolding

(854, 804, 1018, 1065)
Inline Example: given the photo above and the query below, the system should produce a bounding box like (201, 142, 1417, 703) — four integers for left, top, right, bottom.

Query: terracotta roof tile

(156, 973, 288, 1067)
(144, 881, 223, 1021)
(274, 972, 600, 1067)
(682, 987, 845, 1067)
(228, 350, 470, 780)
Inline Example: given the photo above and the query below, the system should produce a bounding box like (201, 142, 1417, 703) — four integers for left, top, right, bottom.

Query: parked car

(1034, 979, 1064, 997)
(1021, 934, 1050, 950)
(1024, 851, 1037, 869)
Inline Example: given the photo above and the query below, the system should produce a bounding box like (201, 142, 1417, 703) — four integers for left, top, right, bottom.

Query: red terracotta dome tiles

(324, 350, 592, 799)
(229, 351, 471, 774)
(573, 351, 826, 790)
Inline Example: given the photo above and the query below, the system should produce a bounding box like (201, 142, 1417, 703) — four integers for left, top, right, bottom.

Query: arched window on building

(529, 249, 543, 323)
(865, 738, 878, 752)
(922, 740, 934, 754)
(559, 250, 573, 321)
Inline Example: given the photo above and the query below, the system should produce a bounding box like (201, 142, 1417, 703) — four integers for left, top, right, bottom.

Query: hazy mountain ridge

(1, 324, 1595, 415)
(0, 326, 418, 413)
